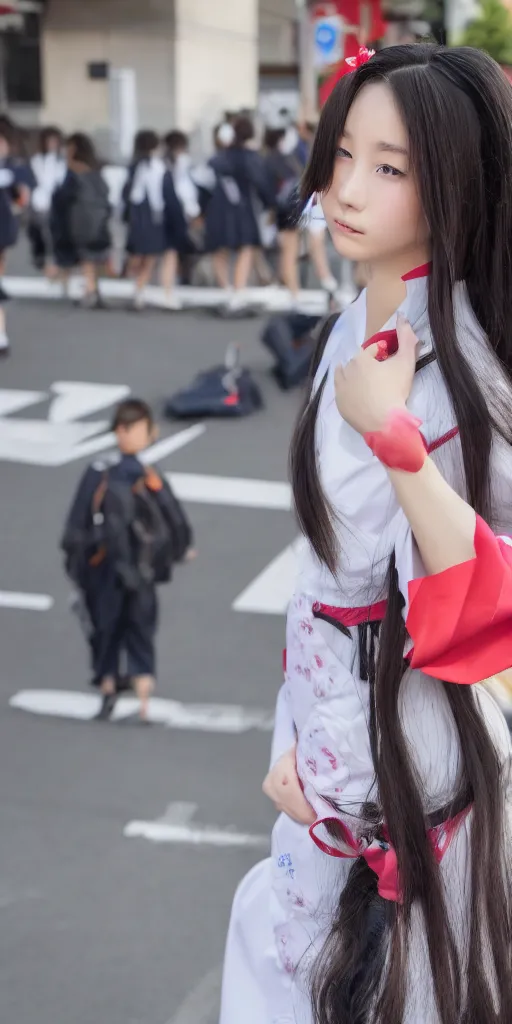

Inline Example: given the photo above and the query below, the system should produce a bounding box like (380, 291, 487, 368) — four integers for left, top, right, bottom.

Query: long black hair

(132, 129, 160, 163)
(291, 44, 512, 1023)
(66, 132, 98, 170)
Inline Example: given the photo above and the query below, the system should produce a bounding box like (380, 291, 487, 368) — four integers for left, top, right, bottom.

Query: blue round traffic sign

(315, 22, 337, 55)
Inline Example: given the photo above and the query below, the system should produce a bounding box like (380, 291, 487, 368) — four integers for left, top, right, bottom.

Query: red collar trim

(401, 262, 432, 281)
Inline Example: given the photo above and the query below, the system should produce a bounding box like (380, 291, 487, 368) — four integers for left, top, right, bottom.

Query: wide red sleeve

(406, 515, 512, 683)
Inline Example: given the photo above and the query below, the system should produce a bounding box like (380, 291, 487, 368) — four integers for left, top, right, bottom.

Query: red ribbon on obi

(309, 807, 470, 903)
(312, 599, 387, 627)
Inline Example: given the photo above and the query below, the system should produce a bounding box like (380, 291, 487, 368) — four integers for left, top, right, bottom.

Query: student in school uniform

(0, 125, 34, 302)
(29, 126, 66, 277)
(204, 116, 274, 313)
(51, 133, 111, 308)
(123, 130, 187, 310)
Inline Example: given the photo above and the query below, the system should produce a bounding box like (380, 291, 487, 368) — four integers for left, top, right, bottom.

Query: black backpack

(68, 172, 110, 251)
(87, 468, 175, 589)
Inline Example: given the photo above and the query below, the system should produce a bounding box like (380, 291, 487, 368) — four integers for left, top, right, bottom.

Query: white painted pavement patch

(166, 966, 223, 1024)
(48, 381, 131, 423)
(9, 690, 274, 733)
(0, 591, 53, 611)
(167, 471, 292, 510)
(0, 383, 206, 467)
(0, 389, 46, 417)
(232, 538, 303, 615)
(140, 423, 206, 464)
(124, 801, 268, 849)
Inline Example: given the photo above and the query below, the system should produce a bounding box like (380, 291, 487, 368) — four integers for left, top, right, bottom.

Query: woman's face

(0, 134, 10, 160)
(320, 82, 430, 268)
(46, 133, 61, 154)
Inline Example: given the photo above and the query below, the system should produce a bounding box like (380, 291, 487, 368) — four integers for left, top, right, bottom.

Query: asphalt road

(0, 293, 302, 1024)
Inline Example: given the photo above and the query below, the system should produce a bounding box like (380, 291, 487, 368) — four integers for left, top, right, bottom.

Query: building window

(5, 12, 42, 103)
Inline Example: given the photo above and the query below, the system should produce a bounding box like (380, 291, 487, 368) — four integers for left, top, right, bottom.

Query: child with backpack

(61, 399, 195, 721)
(51, 132, 111, 308)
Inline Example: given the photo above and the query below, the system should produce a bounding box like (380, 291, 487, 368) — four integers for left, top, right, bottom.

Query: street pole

(296, 0, 317, 119)
(0, 33, 7, 111)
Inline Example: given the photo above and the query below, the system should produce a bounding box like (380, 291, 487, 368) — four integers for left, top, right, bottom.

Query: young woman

(162, 129, 200, 290)
(29, 126, 66, 277)
(220, 44, 512, 1024)
(264, 126, 303, 301)
(123, 130, 187, 310)
(51, 133, 111, 308)
(0, 124, 34, 301)
(204, 116, 274, 312)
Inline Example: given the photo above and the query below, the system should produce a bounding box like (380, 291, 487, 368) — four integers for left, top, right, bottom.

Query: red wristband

(364, 408, 426, 472)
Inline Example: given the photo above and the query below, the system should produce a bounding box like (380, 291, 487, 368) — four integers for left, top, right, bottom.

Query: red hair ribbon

(345, 46, 376, 70)
(310, 807, 470, 903)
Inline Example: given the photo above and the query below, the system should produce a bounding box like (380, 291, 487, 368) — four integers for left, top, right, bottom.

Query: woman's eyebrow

(377, 141, 409, 156)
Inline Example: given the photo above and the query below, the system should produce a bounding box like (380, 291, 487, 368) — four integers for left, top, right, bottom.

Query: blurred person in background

(295, 120, 316, 167)
(263, 126, 303, 303)
(163, 129, 201, 287)
(51, 132, 111, 308)
(123, 129, 188, 311)
(28, 126, 66, 278)
(204, 115, 274, 313)
(0, 123, 34, 302)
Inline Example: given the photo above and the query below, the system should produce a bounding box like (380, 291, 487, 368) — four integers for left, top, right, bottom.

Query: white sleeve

(269, 683, 296, 770)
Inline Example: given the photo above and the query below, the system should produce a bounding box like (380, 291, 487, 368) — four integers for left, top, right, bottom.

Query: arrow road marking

(9, 690, 274, 733)
(48, 382, 131, 423)
(124, 802, 269, 849)
(0, 389, 46, 416)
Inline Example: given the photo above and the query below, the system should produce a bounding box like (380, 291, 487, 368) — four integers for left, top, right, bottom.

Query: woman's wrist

(363, 406, 426, 473)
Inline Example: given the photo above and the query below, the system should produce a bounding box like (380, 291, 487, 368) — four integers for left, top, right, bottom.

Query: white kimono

(220, 268, 512, 1024)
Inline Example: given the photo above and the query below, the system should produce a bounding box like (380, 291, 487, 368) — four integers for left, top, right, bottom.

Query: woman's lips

(333, 219, 363, 235)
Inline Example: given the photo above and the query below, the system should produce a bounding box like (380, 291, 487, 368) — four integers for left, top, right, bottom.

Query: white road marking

(0, 591, 53, 611)
(0, 418, 111, 465)
(167, 472, 292, 510)
(166, 966, 223, 1024)
(124, 802, 268, 849)
(140, 424, 206, 464)
(0, 389, 45, 417)
(232, 539, 303, 615)
(48, 382, 131, 423)
(9, 690, 274, 732)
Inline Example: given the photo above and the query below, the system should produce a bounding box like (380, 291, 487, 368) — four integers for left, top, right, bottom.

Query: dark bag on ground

(261, 313, 321, 390)
(165, 345, 263, 419)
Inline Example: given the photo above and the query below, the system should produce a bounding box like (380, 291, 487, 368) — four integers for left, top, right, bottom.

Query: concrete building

(4, 0, 300, 155)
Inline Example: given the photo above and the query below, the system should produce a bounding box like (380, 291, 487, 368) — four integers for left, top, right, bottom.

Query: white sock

(0, 331, 9, 350)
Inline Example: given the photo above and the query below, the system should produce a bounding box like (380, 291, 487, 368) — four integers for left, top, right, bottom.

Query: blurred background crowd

(0, 0, 510, 318)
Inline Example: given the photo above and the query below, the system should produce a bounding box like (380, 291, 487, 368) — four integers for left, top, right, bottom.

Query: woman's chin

(328, 230, 367, 261)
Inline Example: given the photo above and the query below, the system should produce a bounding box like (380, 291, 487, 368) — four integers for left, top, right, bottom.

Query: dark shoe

(94, 692, 117, 721)
(76, 290, 107, 310)
(0, 284, 11, 302)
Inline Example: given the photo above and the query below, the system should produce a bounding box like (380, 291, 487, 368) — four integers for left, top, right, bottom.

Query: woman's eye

(377, 164, 404, 177)
(336, 147, 351, 159)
